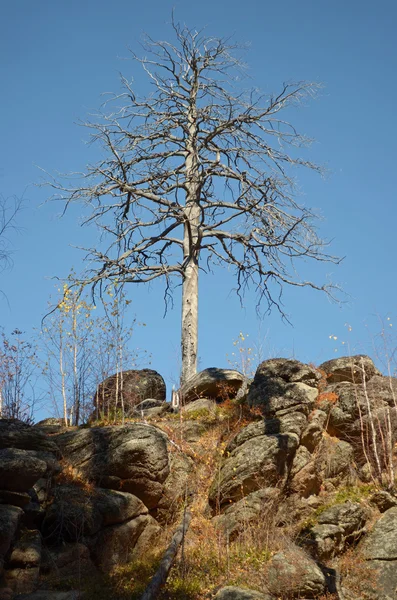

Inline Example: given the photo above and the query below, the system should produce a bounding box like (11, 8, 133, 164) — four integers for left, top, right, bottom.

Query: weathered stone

(89, 514, 152, 571)
(42, 485, 147, 542)
(41, 543, 97, 579)
(0, 449, 47, 492)
(214, 586, 273, 600)
(0, 419, 59, 454)
(9, 530, 41, 568)
(0, 490, 31, 507)
(300, 502, 367, 560)
(266, 547, 326, 597)
(182, 397, 217, 415)
(316, 438, 355, 480)
(370, 490, 397, 513)
(130, 515, 161, 559)
(360, 507, 397, 561)
(301, 409, 327, 451)
(14, 592, 81, 600)
(251, 359, 321, 388)
(209, 425, 298, 510)
(214, 488, 280, 540)
(180, 368, 245, 404)
(319, 355, 380, 384)
(93, 369, 166, 416)
(289, 446, 321, 497)
(156, 452, 194, 524)
(0, 505, 23, 574)
(3, 566, 39, 594)
(54, 424, 170, 509)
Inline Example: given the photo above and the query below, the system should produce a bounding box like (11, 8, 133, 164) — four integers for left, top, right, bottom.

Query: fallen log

(139, 509, 192, 600)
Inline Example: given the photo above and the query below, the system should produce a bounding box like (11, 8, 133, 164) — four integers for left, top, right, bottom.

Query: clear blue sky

(1, 0, 396, 414)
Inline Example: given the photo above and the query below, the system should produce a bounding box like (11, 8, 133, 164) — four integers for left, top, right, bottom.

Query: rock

(93, 369, 166, 416)
(9, 530, 41, 568)
(41, 542, 97, 578)
(0, 419, 59, 454)
(180, 368, 245, 404)
(0, 505, 23, 575)
(301, 410, 327, 452)
(299, 502, 367, 560)
(131, 515, 161, 559)
(54, 423, 170, 509)
(289, 446, 321, 497)
(315, 437, 355, 481)
(89, 514, 152, 571)
(2, 567, 39, 594)
(266, 546, 326, 597)
(248, 359, 320, 411)
(214, 488, 280, 540)
(182, 398, 217, 415)
(360, 507, 397, 561)
(42, 485, 147, 542)
(0, 588, 13, 600)
(156, 452, 194, 524)
(14, 592, 81, 600)
(214, 586, 273, 599)
(209, 424, 298, 510)
(133, 399, 169, 418)
(319, 355, 380, 384)
(0, 448, 48, 492)
(0, 490, 31, 507)
(370, 490, 397, 513)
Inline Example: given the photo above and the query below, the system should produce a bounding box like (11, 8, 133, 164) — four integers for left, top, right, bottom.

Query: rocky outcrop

(319, 355, 381, 384)
(93, 368, 166, 417)
(180, 368, 245, 404)
(54, 423, 170, 509)
(299, 501, 367, 560)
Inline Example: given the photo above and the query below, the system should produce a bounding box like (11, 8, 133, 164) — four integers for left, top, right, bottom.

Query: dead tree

(47, 21, 340, 386)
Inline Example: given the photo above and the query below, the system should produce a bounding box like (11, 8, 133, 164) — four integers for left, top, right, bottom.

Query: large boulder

(214, 587, 273, 600)
(53, 424, 170, 509)
(247, 359, 319, 422)
(180, 368, 245, 404)
(358, 507, 397, 599)
(299, 502, 367, 560)
(42, 485, 148, 541)
(93, 369, 166, 417)
(266, 546, 326, 597)
(209, 422, 298, 510)
(319, 355, 381, 384)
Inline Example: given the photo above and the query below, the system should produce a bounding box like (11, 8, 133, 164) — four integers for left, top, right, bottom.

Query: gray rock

(214, 488, 280, 540)
(89, 514, 152, 571)
(300, 502, 367, 560)
(316, 438, 355, 480)
(214, 586, 273, 600)
(370, 490, 397, 513)
(9, 530, 41, 568)
(319, 355, 380, 384)
(0, 490, 31, 507)
(93, 368, 166, 416)
(41, 542, 97, 578)
(251, 359, 321, 388)
(3, 567, 39, 595)
(54, 423, 170, 509)
(0, 449, 49, 492)
(209, 426, 298, 510)
(180, 368, 245, 404)
(0, 505, 23, 574)
(182, 398, 217, 415)
(156, 451, 194, 524)
(14, 593, 81, 600)
(289, 446, 321, 498)
(42, 485, 147, 542)
(361, 507, 397, 560)
(0, 419, 59, 454)
(266, 547, 326, 597)
(301, 410, 327, 452)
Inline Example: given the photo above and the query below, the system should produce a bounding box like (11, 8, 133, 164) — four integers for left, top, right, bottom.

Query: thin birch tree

(47, 21, 340, 386)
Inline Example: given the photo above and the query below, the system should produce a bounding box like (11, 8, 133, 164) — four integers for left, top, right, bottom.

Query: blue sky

(1, 0, 396, 415)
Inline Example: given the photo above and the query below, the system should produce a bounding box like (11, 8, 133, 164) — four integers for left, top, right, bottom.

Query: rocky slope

(1, 355, 397, 600)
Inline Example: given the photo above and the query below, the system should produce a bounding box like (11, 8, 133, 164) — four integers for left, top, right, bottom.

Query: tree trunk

(180, 73, 200, 387)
